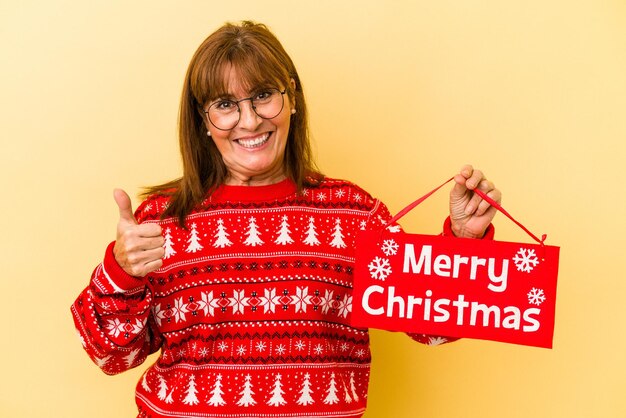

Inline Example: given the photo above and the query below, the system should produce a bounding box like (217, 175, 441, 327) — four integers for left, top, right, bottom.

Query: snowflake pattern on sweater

(71, 178, 448, 418)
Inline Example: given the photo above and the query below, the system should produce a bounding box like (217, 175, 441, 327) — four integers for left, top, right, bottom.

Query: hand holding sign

(449, 165, 502, 239)
(113, 189, 165, 277)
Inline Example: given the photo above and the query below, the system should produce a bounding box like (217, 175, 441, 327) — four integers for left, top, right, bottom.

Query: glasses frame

(204, 88, 287, 131)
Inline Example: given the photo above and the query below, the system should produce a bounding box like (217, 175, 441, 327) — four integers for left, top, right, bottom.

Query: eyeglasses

(205, 88, 287, 131)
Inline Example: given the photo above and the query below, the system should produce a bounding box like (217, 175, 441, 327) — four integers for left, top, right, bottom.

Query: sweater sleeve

(71, 200, 164, 374)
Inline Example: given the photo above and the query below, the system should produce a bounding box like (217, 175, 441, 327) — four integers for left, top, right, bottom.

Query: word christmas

(352, 232, 559, 348)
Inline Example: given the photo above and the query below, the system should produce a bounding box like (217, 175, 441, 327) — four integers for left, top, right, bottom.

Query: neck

(224, 173, 287, 187)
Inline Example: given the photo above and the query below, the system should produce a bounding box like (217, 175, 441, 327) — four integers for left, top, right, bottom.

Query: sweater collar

(209, 178, 298, 203)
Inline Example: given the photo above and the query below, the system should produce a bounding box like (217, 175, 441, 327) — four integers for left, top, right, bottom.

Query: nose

(237, 99, 262, 131)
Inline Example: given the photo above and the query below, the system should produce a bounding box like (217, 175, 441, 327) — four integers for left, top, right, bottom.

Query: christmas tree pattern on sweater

(72, 178, 449, 418)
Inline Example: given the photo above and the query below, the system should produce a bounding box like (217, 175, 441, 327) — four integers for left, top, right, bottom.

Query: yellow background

(1, 1, 625, 417)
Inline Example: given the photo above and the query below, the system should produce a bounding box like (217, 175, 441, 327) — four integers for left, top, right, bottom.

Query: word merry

(361, 286, 540, 332)
(403, 244, 509, 292)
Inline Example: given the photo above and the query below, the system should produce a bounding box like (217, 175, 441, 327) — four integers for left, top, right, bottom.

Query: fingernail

(465, 204, 474, 215)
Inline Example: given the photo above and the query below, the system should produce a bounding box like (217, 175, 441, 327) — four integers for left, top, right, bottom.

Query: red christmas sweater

(71, 177, 461, 418)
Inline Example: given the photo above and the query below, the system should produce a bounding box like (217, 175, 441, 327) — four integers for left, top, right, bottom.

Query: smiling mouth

(236, 133, 271, 149)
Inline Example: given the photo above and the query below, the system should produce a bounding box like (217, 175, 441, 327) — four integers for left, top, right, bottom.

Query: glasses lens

(252, 88, 284, 119)
(208, 100, 239, 131)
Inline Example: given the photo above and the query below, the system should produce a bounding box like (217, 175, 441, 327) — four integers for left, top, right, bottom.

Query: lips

(235, 132, 271, 149)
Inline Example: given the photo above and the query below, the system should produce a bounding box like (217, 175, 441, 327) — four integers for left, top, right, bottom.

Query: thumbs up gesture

(112, 189, 165, 277)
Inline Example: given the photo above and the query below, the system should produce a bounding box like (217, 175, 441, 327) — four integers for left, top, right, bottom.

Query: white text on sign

(403, 244, 509, 292)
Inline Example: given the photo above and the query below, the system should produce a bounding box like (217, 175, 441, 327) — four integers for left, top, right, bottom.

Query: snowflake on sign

(527, 288, 546, 306)
(381, 239, 399, 256)
(513, 248, 540, 273)
(368, 257, 392, 281)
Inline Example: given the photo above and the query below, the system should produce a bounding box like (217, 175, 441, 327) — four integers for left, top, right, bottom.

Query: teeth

(237, 133, 270, 148)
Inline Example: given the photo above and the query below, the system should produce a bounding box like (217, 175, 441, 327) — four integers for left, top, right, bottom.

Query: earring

(207, 130, 212, 137)
(291, 108, 296, 114)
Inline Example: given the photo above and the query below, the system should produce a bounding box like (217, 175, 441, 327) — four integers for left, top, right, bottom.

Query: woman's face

(205, 66, 294, 186)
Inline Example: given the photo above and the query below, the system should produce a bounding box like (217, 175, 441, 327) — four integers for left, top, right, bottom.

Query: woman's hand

(113, 189, 165, 277)
(449, 165, 501, 238)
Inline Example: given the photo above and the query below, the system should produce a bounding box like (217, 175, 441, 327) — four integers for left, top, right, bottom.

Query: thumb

(450, 173, 470, 198)
(113, 189, 138, 225)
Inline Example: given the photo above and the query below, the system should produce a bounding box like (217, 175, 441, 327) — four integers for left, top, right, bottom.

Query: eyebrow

(212, 84, 279, 101)
(212, 93, 237, 101)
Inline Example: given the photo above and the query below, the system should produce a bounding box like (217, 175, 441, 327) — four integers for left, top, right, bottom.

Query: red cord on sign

(385, 177, 455, 227)
(471, 188, 546, 245)
(385, 176, 547, 246)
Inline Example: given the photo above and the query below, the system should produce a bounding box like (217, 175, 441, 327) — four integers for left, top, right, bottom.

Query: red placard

(351, 178, 560, 349)
(352, 231, 559, 348)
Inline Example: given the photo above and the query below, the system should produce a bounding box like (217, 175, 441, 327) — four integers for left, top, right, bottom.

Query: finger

(459, 164, 473, 179)
(473, 179, 497, 215)
(144, 235, 165, 250)
(465, 178, 493, 215)
(136, 246, 166, 263)
(451, 165, 475, 198)
(464, 178, 490, 215)
(476, 188, 501, 216)
(481, 205, 499, 224)
(465, 169, 484, 190)
(137, 223, 163, 238)
(127, 260, 162, 278)
(113, 189, 138, 225)
(142, 258, 164, 276)
(465, 193, 481, 215)
(475, 195, 493, 216)
(121, 247, 165, 273)
(116, 222, 162, 250)
(130, 236, 166, 252)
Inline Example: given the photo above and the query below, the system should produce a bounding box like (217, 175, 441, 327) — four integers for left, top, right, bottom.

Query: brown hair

(143, 21, 321, 226)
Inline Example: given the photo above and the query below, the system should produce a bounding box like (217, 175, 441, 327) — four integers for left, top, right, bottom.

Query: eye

(210, 99, 238, 114)
(216, 100, 236, 110)
(253, 90, 274, 102)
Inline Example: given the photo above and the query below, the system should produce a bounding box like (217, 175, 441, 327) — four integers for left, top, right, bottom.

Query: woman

(71, 21, 500, 418)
